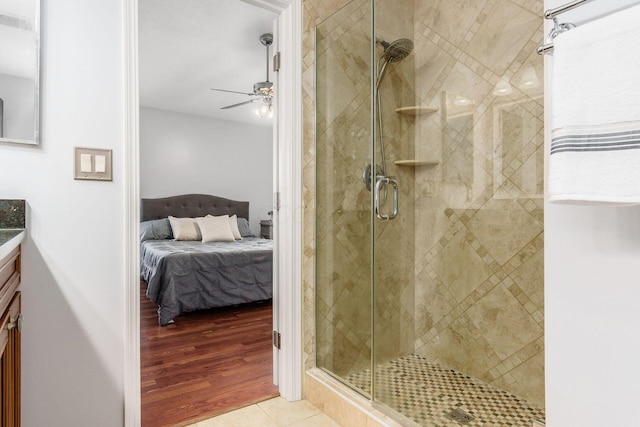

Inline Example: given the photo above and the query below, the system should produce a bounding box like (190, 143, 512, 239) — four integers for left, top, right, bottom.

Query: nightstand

(260, 220, 272, 239)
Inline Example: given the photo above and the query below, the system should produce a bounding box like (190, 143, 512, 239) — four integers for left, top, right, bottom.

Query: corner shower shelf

(394, 160, 439, 167)
(394, 106, 439, 116)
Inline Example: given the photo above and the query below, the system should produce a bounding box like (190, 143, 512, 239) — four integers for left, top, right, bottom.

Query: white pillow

(229, 214, 242, 240)
(168, 216, 202, 241)
(207, 214, 243, 240)
(197, 215, 235, 243)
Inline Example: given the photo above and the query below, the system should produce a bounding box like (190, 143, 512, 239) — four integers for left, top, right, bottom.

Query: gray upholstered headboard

(141, 194, 249, 222)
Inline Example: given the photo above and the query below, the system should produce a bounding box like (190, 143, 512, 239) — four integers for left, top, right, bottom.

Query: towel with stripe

(549, 4, 640, 205)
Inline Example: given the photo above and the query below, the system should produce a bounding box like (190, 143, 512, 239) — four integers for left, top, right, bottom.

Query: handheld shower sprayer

(375, 38, 414, 88)
(363, 37, 414, 221)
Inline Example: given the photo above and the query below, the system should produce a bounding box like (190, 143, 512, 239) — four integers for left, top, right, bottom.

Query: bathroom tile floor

(345, 354, 545, 427)
(185, 397, 341, 427)
(185, 354, 545, 427)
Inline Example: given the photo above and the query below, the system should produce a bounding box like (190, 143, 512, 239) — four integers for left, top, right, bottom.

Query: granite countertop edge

(0, 229, 26, 261)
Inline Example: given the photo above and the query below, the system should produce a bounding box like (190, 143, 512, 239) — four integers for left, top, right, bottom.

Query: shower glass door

(315, 0, 373, 397)
(371, 0, 545, 424)
(370, 0, 419, 416)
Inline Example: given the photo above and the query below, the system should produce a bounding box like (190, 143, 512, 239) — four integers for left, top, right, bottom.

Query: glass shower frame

(314, 0, 410, 404)
(314, 0, 374, 398)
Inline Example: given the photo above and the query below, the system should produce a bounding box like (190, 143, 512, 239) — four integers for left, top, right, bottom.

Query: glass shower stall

(315, 0, 545, 425)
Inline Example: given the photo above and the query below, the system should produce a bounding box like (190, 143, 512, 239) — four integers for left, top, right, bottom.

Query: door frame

(123, 1, 303, 425)
(272, 0, 303, 401)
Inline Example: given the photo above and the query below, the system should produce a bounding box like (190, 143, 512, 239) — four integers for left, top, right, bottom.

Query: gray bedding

(141, 237, 273, 325)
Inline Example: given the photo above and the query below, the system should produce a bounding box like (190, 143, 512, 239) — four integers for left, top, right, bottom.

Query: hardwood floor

(140, 282, 279, 427)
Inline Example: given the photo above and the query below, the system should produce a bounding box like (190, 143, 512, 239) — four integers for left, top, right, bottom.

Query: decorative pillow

(206, 214, 242, 240)
(140, 218, 173, 241)
(197, 215, 235, 243)
(236, 217, 255, 237)
(229, 214, 242, 240)
(168, 216, 202, 241)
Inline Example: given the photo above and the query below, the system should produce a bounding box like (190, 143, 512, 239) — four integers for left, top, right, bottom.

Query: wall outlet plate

(74, 147, 112, 181)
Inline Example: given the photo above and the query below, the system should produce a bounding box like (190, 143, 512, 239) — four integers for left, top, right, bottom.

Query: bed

(140, 194, 273, 326)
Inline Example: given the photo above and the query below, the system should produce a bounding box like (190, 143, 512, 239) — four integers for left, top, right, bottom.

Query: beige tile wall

(303, 0, 545, 409)
(409, 0, 545, 407)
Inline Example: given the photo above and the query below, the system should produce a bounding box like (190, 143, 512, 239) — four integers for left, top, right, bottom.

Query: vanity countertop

(0, 229, 25, 261)
(0, 199, 26, 260)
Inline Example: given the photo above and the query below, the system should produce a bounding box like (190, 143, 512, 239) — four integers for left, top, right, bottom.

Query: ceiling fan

(210, 33, 274, 113)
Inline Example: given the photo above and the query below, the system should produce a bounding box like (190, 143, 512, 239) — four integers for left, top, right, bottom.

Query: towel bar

(545, 0, 593, 19)
(537, 0, 595, 55)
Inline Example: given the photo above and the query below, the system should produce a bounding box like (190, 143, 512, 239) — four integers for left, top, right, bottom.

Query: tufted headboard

(141, 194, 249, 222)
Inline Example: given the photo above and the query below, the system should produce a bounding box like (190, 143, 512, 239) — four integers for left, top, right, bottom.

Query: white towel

(549, 4, 640, 205)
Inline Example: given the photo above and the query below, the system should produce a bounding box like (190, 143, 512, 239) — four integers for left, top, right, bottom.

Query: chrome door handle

(374, 177, 399, 220)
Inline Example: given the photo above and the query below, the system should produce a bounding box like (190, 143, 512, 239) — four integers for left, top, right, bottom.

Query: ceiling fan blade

(221, 99, 258, 110)
(210, 88, 255, 96)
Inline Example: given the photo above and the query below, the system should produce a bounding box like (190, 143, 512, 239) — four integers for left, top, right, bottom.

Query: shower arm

(370, 38, 414, 212)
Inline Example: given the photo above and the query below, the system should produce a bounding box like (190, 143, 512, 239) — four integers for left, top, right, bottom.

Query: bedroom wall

(140, 107, 273, 234)
(0, 1, 124, 426)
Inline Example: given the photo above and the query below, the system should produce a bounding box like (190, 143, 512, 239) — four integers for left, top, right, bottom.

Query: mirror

(0, 0, 40, 145)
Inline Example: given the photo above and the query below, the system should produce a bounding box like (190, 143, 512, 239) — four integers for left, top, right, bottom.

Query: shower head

(375, 38, 414, 89)
(379, 38, 414, 63)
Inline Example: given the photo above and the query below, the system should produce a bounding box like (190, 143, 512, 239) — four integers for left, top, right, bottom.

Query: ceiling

(139, 0, 278, 127)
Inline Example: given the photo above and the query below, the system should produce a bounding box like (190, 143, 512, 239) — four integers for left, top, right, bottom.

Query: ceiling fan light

(256, 101, 272, 118)
(213, 33, 275, 115)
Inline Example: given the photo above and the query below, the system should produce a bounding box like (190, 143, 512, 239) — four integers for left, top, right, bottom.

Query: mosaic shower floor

(344, 354, 545, 427)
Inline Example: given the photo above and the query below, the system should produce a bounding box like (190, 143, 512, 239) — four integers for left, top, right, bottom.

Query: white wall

(544, 1, 640, 426)
(0, 1, 124, 426)
(140, 107, 273, 234)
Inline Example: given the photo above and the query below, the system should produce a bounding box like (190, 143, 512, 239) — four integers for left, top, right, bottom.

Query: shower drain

(445, 408, 475, 425)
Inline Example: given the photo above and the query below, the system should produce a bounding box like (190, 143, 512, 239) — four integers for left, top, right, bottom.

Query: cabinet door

(1, 291, 20, 427)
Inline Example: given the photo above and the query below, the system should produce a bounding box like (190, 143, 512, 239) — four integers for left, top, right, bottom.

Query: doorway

(132, 0, 288, 426)
(124, 1, 303, 425)
(136, 1, 279, 425)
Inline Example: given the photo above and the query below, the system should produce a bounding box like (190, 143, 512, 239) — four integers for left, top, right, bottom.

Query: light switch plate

(74, 147, 112, 181)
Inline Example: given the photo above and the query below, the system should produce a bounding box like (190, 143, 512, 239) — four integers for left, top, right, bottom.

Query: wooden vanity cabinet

(0, 245, 21, 427)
